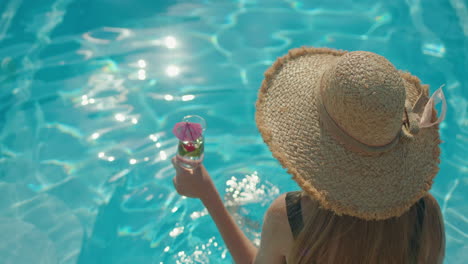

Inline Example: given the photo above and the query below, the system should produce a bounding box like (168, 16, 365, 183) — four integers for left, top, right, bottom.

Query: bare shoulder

(265, 193, 288, 218)
(261, 193, 294, 255)
(255, 193, 293, 263)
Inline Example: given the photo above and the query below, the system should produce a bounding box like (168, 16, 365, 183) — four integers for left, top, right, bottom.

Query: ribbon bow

(404, 85, 447, 136)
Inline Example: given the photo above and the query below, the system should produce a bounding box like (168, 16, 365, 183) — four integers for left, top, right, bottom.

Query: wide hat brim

(256, 47, 441, 220)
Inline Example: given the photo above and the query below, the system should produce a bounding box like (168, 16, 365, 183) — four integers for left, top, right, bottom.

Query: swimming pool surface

(0, 0, 466, 263)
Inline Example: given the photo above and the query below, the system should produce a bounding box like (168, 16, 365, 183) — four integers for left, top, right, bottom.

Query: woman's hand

(171, 156, 214, 200)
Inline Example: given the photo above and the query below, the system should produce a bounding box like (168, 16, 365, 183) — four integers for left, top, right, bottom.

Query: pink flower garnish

(173, 122, 203, 141)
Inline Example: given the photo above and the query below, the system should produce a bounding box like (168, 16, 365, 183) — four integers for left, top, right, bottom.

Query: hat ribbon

(319, 85, 446, 154)
(404, 85, 447, 136)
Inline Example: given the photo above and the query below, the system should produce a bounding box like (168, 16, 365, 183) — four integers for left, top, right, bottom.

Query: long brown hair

(288, 193, 445, 264)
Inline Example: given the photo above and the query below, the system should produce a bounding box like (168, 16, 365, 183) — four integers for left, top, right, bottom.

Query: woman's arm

(200, 179, 258, 263)
(171, 157, 257, 263)
(172, 157, 288, 264)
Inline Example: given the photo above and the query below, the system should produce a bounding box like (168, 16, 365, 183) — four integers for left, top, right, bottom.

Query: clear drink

(173, 115, 206, 169)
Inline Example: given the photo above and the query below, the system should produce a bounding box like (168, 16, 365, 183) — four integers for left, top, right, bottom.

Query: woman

(172, 47, 446, 263)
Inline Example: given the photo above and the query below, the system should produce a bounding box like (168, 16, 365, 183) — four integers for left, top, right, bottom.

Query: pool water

(0, 0, 466, 263)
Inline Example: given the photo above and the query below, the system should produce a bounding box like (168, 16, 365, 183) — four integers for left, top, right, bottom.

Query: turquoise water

(0, 0, 466, 263)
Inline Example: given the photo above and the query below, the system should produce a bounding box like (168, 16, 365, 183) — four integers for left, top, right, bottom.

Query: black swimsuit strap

(285, 191, 304, 239)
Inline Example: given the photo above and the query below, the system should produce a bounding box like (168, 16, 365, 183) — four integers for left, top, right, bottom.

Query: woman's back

(287, 192, 445, 264)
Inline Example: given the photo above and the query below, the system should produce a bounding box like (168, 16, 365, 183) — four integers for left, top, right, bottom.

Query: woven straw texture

(256, 47, 441, 220)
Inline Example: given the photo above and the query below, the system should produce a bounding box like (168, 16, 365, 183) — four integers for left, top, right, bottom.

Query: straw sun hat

(256, 47, 446, 220)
